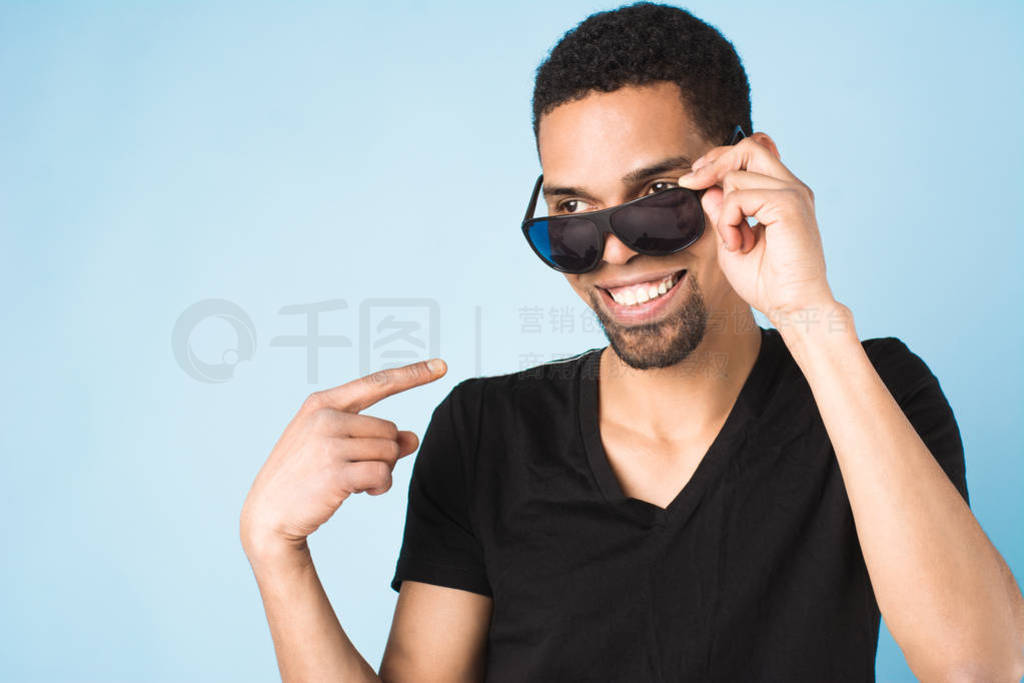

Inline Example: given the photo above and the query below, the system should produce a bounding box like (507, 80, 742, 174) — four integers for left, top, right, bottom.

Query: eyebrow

(542, 155, 694, 201)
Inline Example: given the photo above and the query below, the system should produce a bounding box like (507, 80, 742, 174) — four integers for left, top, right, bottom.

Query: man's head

(530, 2, 769, 370)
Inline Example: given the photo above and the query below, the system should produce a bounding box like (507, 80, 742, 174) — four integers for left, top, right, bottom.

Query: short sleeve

(390, 380, 492, 596)
(864, 337, 970, 506)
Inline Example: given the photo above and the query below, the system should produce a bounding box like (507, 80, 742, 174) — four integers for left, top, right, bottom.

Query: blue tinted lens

(527, 220, 552, 261)
(526, 217, 601, 272)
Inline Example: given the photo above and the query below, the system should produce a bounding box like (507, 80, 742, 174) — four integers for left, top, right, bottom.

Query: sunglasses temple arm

(729, 125, 746, 145)
(523, 175, 544, 225)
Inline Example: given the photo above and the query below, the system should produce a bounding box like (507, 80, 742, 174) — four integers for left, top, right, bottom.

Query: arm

(243, 542, 491, 683)
(245, 541, 380, 682)
(382, 375, 496, 682)
(380, 580, 492, 682)
(241, 359, 493, 681)
(777, 303, 1024, 681)
(676, 130, 1024, 680)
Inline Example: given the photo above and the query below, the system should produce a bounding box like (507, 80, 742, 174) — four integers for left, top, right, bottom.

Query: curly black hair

(532, 2, 752, 148)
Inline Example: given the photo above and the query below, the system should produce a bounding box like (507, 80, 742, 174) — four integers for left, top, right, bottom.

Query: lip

(594, 268, 684, 290)
(596, 269, 686, 324)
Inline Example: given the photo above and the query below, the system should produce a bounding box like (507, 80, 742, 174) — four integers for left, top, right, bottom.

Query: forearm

(776, 303, 1024, 680)
(246, 541, 381, 683)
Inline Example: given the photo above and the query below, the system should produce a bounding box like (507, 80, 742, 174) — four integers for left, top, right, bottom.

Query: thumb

(396, 430, 419, 458)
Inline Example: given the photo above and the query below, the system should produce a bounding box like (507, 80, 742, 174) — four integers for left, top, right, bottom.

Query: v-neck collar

(577, 325, 783, 528)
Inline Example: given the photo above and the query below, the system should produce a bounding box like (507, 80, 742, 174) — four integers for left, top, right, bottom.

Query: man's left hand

(677, 133, 838, 324)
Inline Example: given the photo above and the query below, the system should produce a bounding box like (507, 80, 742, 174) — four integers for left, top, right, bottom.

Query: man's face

(536, 81, 735, 370)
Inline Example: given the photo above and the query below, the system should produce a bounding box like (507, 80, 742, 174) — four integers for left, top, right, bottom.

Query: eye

(646, 180, 678, 195)
(556, 198, 594, 214)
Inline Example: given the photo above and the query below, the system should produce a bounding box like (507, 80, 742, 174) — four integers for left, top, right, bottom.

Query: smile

(596, 269, 687, 322)
(603, 270, 683, 306)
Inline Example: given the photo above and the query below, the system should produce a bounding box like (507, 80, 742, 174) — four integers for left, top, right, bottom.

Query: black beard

(588, 271, 708, 370)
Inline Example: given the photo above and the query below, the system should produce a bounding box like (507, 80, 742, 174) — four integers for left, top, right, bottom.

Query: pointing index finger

(321, 358, 448, 413)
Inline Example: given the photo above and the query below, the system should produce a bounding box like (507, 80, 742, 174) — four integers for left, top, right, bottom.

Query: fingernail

(428, 358, 446, 373)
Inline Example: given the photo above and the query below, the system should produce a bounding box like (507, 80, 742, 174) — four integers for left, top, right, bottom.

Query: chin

(587, 271, 709, 370)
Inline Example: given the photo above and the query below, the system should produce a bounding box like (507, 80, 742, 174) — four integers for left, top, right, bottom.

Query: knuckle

(302, 391, 325, 411)
(322, 435, 345, 460)
(364, 369, 391, 387)
(373, 462, 393, 486)
(310, 407, 329, 424)
(380, 419, 399, 439)
(368, 477, 393, 495)
(404, 362, 430, 382)
(801, 182, 815, 202)
(781, 190, 806, 216)
(336, 464, 356, 492)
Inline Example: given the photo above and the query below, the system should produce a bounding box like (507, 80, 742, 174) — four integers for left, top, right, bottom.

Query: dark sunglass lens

(611, 189, 704, 252)
(526, 217, 601, 272)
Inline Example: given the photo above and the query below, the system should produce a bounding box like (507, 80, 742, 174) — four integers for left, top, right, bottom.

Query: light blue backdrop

(2, 1, 1021, 681)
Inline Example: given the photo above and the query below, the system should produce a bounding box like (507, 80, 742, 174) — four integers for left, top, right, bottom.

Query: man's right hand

(240, 358, 448, 562)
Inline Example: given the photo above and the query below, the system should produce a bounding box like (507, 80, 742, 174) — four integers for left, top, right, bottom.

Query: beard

(588, 270, 708, 370)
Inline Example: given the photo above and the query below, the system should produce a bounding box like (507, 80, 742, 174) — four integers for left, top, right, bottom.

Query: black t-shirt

(390, 325, 970, 682)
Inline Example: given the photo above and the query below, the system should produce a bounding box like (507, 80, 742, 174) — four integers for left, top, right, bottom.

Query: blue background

(1, 1, 1021, 681)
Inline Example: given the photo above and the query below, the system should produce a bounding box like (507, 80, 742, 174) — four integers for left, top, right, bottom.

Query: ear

(750, 132, 781, 161)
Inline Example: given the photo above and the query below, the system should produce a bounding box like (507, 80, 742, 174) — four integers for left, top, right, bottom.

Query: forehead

(537, 81, 703, 180)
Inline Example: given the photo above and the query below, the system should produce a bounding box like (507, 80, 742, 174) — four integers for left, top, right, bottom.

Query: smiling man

(241, 3, 1024, 681)
(536, 79, 752, 377)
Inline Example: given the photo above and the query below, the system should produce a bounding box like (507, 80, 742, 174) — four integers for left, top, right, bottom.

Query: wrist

(240, 513, 312, 572)
(768, 299, 854, 338)
(771, 300, 859, 367)
(244, 533, 315, 579)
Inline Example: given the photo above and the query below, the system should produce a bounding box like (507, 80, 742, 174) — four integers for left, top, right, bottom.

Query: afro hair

(532, 2, 753, 148)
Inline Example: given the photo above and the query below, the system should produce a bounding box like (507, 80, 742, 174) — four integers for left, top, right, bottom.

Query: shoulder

(447, 348, 600, 405)
(859, 335, 938, 403)
(439, 348, 600, 430)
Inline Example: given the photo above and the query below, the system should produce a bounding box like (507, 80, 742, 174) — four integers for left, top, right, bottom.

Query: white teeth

(607, 271, 683, 307)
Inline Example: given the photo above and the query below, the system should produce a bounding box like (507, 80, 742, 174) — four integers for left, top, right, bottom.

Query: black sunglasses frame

(521, 124, 747, 274)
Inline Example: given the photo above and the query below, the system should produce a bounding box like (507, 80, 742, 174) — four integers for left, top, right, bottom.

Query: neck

(599, 312, 763, 442)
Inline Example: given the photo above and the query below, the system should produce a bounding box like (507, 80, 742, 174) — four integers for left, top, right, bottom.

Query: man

(240, 3, 1024, 681)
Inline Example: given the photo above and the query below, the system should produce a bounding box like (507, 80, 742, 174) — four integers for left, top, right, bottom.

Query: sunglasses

(521, 125, 747, 274)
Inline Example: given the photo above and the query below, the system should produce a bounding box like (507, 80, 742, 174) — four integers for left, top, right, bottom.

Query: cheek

(691, 212, 718, 257)
(564, 274, 588, 299)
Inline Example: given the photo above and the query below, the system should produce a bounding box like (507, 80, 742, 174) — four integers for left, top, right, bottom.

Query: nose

(600, 232, 640, 266)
